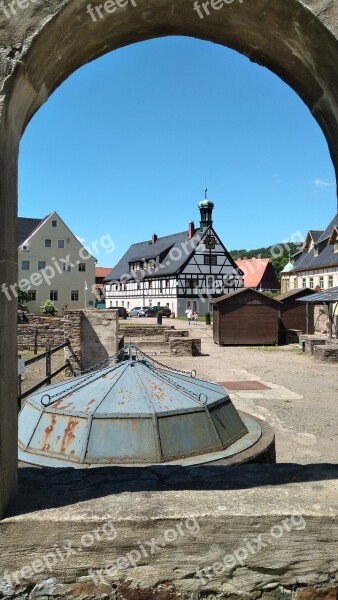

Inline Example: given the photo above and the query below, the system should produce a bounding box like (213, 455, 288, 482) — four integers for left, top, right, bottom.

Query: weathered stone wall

(164, 329, 189, 342)
(63, 309, 119, 374)
(314, 306, 330, 334)
(81, 309, 119, 371)
(17, 314, 65, 350)
(313, 343, 338, 362)
(120, 325, 174, 338)
(0, 464, 336, 600)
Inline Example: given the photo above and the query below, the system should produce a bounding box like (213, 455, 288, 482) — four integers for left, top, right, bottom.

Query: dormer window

(334, 241, 338, 253)
(314, 246, 318, 257)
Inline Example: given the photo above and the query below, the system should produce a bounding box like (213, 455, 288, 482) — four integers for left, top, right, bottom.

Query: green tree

(40, 300, 58, 315)
(18, 288, 31, 304)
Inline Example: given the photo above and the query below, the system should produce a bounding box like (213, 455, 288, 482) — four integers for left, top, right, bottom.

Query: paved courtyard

(129, 317, 338, 464)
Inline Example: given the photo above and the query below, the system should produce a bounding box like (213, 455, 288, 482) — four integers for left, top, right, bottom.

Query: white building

(16, 211, 96, 313)
(280, 213, 338, 293)
(104, 195, 244, 316)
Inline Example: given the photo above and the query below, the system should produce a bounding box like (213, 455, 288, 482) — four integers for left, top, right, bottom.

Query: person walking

(193, 311, 199, 325)
(185, 308, 193, 325)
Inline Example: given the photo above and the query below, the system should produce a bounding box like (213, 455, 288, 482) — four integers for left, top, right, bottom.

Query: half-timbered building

(104, 195, 244, 316)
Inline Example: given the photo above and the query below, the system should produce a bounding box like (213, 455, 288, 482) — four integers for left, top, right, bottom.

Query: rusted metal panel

(86, 417, 156, 463)
(29, 412, 87, 460)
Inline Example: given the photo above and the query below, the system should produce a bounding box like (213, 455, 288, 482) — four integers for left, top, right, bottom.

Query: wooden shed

(212, 288, 281, 346)
(275, 288, 315, 335)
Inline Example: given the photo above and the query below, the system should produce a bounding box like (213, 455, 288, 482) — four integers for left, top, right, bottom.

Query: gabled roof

(309, 230, 324, 244)
(105, 230, 198, 281)
(291, 213, 338, 271)
(317, 214, 338, 242)
(17, 217, 45, 246)
(96, 267, 113, 278)
(235, 258, 271, 287)
(211, 287, 282, 306)
(274, 287, 316, 302)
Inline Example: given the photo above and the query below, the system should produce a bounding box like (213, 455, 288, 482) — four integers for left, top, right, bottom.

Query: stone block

(313, 345, 338, 362)
(301, 335, 327, 354)
(191, 338, 201, 356)
(164, 330, 190, 342)
(169, 339, 192, 356)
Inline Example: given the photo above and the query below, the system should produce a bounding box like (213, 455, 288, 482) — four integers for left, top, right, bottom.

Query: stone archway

(0, 0, 337, 516)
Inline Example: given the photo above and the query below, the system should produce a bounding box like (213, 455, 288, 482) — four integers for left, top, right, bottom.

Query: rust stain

(60, 418, 79, 454)
(41, 414, 56, 450)
(70, 450, 75, 456)
(56, 402, 74, 412)
(84, 398, 96, 412)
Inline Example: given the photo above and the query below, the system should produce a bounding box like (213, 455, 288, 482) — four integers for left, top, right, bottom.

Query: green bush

(40, 300, 58, 316)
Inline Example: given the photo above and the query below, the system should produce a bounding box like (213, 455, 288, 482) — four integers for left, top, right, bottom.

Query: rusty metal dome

(18, 349, 261, 467)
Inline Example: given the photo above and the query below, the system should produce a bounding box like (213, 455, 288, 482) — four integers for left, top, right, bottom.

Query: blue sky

(19, 36, 337, 267)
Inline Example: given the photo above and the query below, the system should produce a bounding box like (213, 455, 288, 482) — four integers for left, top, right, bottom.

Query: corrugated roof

(297, 286, 338, 303)
(17, 217, 44, 246)
(235, 258, 270, 288)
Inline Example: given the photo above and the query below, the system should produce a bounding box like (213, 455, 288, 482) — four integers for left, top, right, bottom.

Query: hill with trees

(230, 242, 303, 279)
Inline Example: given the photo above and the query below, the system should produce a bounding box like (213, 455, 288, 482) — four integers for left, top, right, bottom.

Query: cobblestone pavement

(129, 317, 337, 465)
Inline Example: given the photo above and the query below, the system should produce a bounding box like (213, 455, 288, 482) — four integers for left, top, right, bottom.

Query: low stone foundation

(164, 330, 189, 342)
(313, 344, 338, 362)
(169, 337, 202, 356)
(301, 335, 327, 354)
(120, 325, 174, 338)
(1, 464, 336, 600)
(284, 329, 302, 344)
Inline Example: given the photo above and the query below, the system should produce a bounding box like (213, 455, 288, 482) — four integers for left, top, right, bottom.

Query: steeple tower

(198, 188, 214, 232)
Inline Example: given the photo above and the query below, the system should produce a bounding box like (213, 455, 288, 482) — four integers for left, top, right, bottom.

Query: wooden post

(46, 344, 51, 384)
(34, 327, 38, 355)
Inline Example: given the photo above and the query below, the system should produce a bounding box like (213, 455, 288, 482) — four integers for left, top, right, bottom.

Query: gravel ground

(129, 317, 338, 465)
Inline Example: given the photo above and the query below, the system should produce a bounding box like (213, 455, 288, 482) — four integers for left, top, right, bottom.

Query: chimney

(188, 221, 195, 239)
(152, 234, 158, 244)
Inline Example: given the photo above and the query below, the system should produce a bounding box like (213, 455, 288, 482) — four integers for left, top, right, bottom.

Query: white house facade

(280, 213, 338, 293)
(104, 196, 244, 316)
(16, 211, 96, 313)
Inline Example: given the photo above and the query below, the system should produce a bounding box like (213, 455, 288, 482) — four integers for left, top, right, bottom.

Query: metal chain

(134, 345, 196, 377)
(40, 347, 125, 407)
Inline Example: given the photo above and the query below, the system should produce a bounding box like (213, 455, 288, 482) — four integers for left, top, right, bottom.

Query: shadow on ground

(6, 463, 337, 517)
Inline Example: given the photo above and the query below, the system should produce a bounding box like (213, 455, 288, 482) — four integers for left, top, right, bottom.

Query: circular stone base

(18, 412, 275, 468)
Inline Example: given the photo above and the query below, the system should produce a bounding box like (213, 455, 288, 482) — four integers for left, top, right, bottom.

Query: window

(193, 301, 198, 312)
(309, 277, 314, 289)
(314, 246, 318, 257)
(319, 276, 324, 289)
(28, 290, 36, 301)
(127, 302, 130, 309)
(50, 290, 58, 301)
(148, 281, 152, 289)
(302, 278, 306, 288)
(334, 241, 338, 253)
(58, 239, 65, 249)
(122, 301, 124, 307)
(63, 262, 71, 272)
(187, 278, 198, 288)
(78, 263, 86, 272)
(165, 279, 170, 288)
(71, 290, 79, 301)
(116, 301, 118, 307)
(328, 275, 333, 288)
(285, 279, 289, 291)
(21, 260, 30, 270)
(37, 261, 46, 270)
(52, 220, 57, 227)
(45, 239, 52, 248)
(204, 255, 217, 266)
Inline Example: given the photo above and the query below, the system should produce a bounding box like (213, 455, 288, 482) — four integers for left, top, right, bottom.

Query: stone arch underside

(0, 0, 338, 515)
